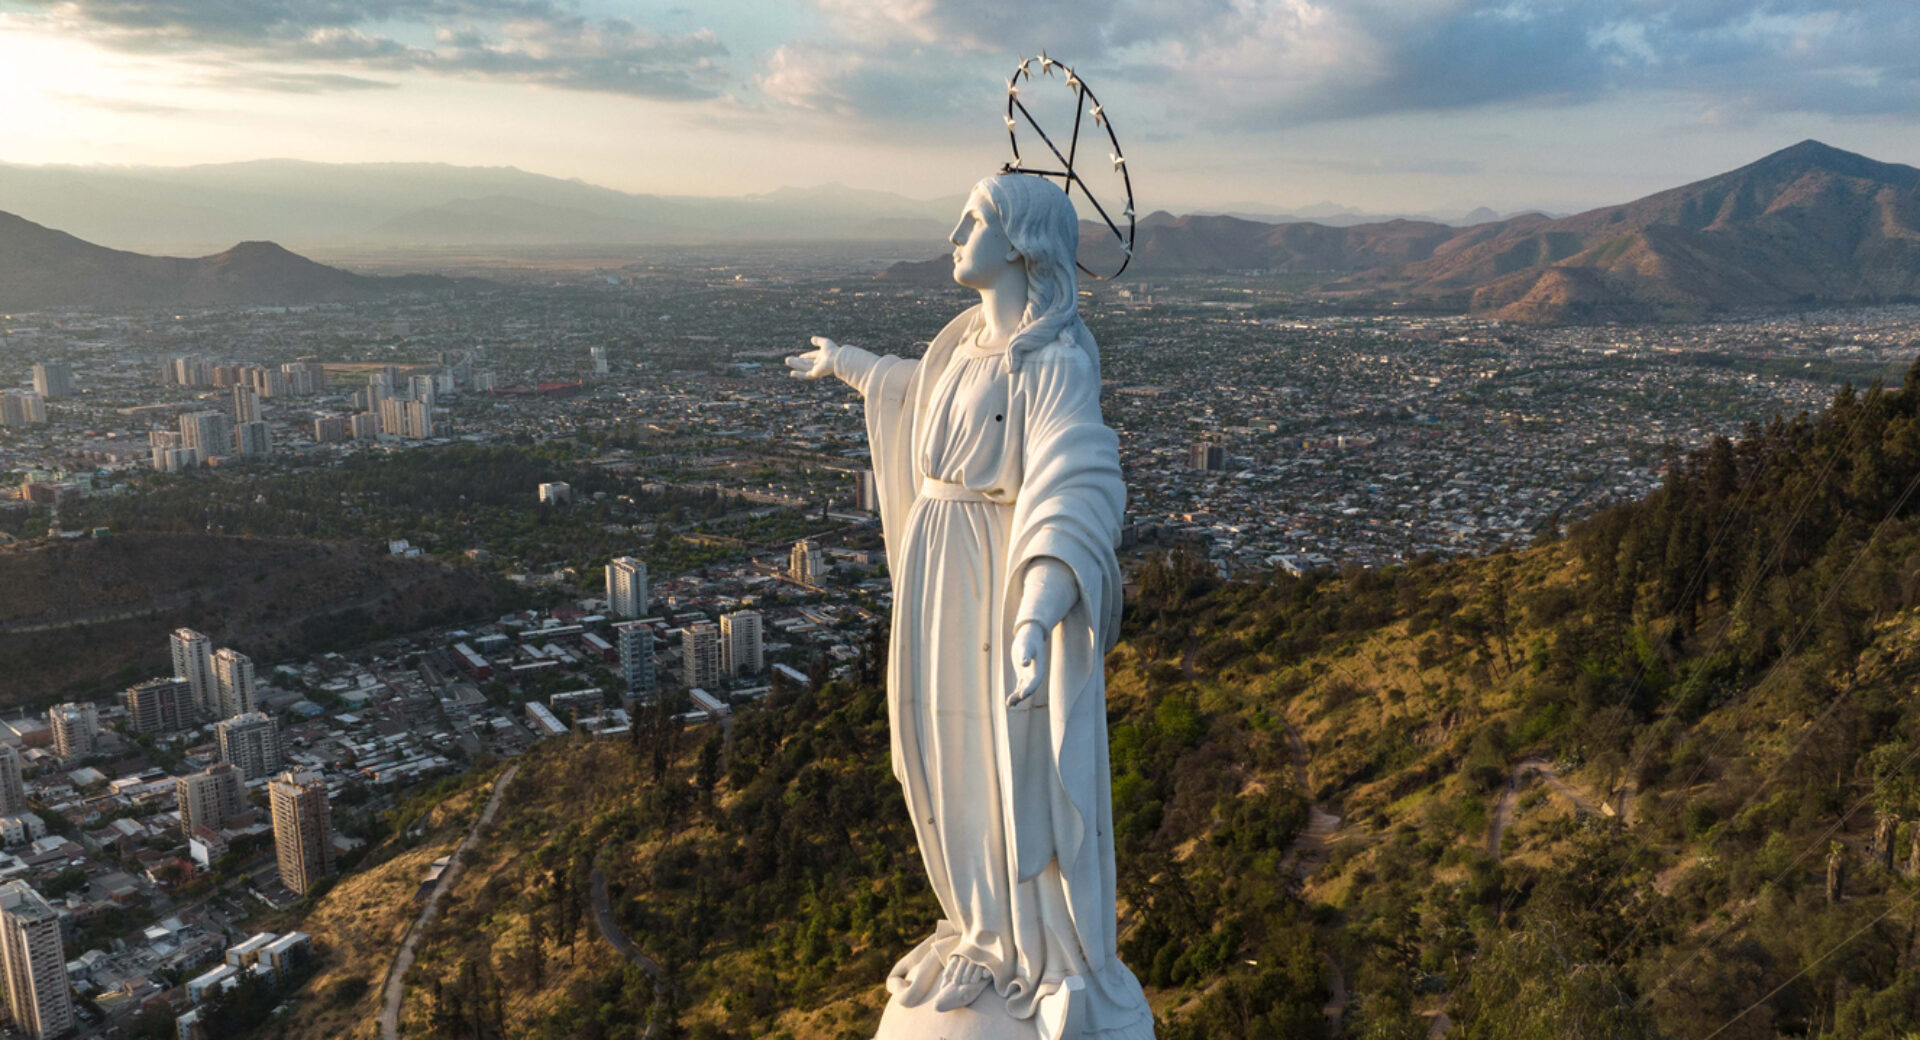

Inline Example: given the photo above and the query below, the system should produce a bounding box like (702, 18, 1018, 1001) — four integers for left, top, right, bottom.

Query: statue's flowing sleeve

(848, 308, 975, 572)
(1000, 332, 1127, 969)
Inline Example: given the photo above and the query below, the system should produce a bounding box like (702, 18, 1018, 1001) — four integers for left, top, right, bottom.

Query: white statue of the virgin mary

(786, 174, 1154, 1040)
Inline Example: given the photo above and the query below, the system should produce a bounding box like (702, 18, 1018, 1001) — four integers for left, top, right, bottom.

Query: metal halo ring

(1000, 54, 1135, 280)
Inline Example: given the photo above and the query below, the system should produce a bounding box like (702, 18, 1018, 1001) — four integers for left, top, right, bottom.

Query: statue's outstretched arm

(786, 336, 902, 397)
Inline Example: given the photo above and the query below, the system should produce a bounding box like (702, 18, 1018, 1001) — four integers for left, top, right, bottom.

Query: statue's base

(874, 976, 1085, 1040)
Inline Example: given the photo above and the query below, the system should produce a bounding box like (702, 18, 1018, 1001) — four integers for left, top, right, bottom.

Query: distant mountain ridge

(1071, 140, 1920, 321)
(0, 160, 968, 252)
(0, 210, 462, 309)
(878, 140, 1920, 322)
(0, 159, 1526, 255)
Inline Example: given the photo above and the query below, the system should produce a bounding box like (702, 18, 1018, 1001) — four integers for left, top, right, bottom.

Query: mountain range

(0, 210, 459, 309)
(0, 160, 970, 253)
(0, 159, 1517, 255)
(4, 141, 1917, 319)
(1072, 140, 1920, 321)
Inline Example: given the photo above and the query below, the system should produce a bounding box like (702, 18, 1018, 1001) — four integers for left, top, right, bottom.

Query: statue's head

(949, 173, 1082, 368)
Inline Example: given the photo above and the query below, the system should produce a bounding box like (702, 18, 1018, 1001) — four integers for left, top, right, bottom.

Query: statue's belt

(919, 478, 1001, 504)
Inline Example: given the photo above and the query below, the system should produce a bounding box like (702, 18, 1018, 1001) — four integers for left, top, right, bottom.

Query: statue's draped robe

(843, 305, 1152, 1038)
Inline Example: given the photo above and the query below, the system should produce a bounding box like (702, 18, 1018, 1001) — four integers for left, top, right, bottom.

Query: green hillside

(0, 532, 508, 708)
(255, 362, 1920, 1039)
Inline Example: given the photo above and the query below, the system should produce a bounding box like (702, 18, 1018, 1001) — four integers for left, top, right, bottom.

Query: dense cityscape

(0, 263, 1915, 1037)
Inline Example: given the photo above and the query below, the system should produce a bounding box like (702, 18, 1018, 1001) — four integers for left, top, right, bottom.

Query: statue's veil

(978, 174, 1088, 373)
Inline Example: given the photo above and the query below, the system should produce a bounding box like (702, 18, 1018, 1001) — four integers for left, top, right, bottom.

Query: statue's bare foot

(931, 956, 992, 1012)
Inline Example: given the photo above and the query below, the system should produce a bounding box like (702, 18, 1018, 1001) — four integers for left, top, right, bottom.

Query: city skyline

(3, 0, 1920, 215)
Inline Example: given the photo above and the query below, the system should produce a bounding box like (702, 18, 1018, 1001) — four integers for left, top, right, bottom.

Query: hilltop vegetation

(0, 532, 506, 708)
(254, 361, 1920, 1039)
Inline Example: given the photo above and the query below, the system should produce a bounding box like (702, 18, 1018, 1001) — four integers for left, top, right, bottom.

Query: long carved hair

(977, 173, 1088, 373)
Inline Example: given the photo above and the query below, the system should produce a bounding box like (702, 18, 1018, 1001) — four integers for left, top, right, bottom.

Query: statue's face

(949, 187, 1021, 290)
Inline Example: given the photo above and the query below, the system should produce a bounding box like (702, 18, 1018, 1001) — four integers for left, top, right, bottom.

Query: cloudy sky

(3, 0, 1919, 214)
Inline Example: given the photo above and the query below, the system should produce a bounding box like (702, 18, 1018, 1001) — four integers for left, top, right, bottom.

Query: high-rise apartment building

(682, 622, 722, 689)
(179, 411, 234, 463)
(280, 361, 327, 396)
(377, 394, 434, 439)
(0, 746, 25, 816)
(269, 771, 334, 896)
(177, 763, 246, 835)
(857, 469, 881, 512)
(29, 363, 73, 401)
(248, 366, 288, 399)
(235, 420, 272, 456)
(790, 538, 824, 586)
(721, 610, 764, 677)
(217, 712, 282, 780)
(123, 678, 195, 735)
(231, 384, 262, 423)
(349, 412, 381, 440)
(47, 702, 98, 760)
(1189, 440, 1225, 472)
(606, 557, 648, 619)
(614, 621, 656, 697)
(312, 415, 350, 443)
(171, 628, 216, 716)
(590, 345, 610, 375)
(167, 355, 212, 387)
(0, 881, 74, 1039)
(212, 648, 257, 718)
(0, 392, 45, 429)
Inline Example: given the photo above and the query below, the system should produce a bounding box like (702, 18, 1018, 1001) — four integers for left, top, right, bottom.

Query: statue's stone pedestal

(873, 977, 1085, 1040)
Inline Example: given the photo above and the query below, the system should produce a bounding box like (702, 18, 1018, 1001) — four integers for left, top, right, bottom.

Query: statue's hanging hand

(785, 336, 841, 380)
(1008, 620, 1049, 707)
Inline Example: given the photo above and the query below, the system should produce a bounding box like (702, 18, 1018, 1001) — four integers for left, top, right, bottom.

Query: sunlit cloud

(10, 0, 732, 99)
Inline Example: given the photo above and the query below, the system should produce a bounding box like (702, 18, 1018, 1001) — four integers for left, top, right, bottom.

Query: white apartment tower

(270, 770, 335, 896)
(123, 678, 195, 735)
(30, 363, 73, 401)
(171, 628, 216, 717)
(231, 384, 262, 423)
(790, 538, 825, 586)
(606, 557, 648, 619)
(0, 746, 24, 816)
(0, 392, 45, 429)
(217, 712, 283, 780)
(236, 420, 272, 456)
(682, 622, 722, 690)
(212, 648, 257, 718)
(721, 610, 764, 677)
(179, 410, 234, 462)
(177, 763, 246, 835)
(0, 881, 74, 1039)
(614, 621, 656, 697)
(47, 703, 98, 760)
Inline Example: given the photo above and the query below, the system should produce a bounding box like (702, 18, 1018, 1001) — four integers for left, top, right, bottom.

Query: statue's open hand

(1008, 620, 1048, 707)
(785, 336, 840, 380)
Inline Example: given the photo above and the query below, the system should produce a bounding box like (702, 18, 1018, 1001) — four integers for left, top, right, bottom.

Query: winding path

(1486, 759, 1603, 858)
(1275, 719, 1349, 1028)
(591, 861, 670, 1036)
(378, 762, 521, 1040)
